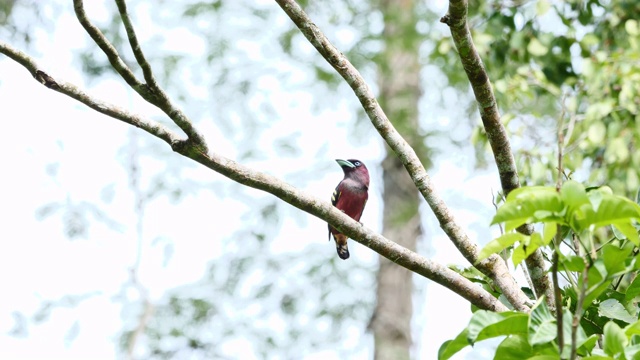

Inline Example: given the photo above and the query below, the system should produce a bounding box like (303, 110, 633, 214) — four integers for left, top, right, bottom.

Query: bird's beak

(335, 159, 355, 168)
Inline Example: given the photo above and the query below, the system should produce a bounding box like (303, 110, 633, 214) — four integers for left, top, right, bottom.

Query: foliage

(4, 0, 640, 358)
(433, 1, 640, 353)
(440, 295, 640, 359)
(122, 243, 375, 359)
(431, 0, 640, 197)
(443, 181, 640, 358)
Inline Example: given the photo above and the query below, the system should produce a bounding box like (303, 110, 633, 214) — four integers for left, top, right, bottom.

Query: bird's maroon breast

(335, 188, 368, 221)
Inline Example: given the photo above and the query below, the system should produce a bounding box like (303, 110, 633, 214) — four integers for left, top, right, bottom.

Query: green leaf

(529, 298, 557, 346)
(611, 224, 626, 240)
(602, 243, 631, 275)
(577, 334, 599, 356)
(588, 122, 607, 144)
(561, 255, 586, 272)
(603, 321, 628, 356)
(467, 311, 528, 343)
(626, 19, 640, 36)
(512, 233, 545, 267)
(494, 335, 533, 359)
(611, 221, 639, 245)
(477, 232, 527, 262)
(535, 0, 551, 15)
(569, 203, 596, 232)
(625, 275, 640, 302)
(624, 319, 640, 336)
(560, 307, 588, 358)
(492, 187, 563, 230)
(585, 100, 614, 122)
(591, 195, 640, 228)
(561, 181, 590, 208)
(623, 344, 640, 359)
(584, 262, 612, 306)
(605, 138, 630, 163)
(512, 243, 527, 267)
(599, 299, 636, 324)
(542, 223, 557, 245)
(562, 181, 593, 231)
(585, 280, 612, 307)
(528, 38, 549, 56)
(589, 189, 605, 212)
(438, 329, 469, 360)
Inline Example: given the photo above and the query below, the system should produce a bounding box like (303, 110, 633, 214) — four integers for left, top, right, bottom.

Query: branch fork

(0, 0, 546, 313)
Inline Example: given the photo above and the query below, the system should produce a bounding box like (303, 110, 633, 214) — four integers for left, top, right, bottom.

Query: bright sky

(0, 1, 510, 359)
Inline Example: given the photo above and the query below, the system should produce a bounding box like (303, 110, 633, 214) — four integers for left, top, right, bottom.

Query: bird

(328, 159, 369, 260)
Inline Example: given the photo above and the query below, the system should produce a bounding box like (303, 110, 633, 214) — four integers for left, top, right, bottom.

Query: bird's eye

(354, 161, 361, 166)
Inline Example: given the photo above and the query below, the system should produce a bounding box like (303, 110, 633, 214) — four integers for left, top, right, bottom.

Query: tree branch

(180, 146, 510, 313)
(0, 41, 177, 145)
(441, 0, 555, 309)
(274, 0, 531, 311)
(0, 41, 508, 313)
(72, 0, 142, 89)
(73, 0, 208, 149)
(113, 0, 156, 88)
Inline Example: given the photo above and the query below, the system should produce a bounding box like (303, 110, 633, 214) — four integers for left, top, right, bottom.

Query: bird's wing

(328, 182, 343, 241)
(357, 197, 368, 221)
(331, 183, 342, 207)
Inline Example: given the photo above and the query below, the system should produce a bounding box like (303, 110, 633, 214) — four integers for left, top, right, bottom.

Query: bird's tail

(333, 233, 350, 260)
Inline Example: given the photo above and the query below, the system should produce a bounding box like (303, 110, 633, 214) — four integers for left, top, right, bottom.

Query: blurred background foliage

(431, 0, 640, 196)
(3, 0, 383, 358)
(3, 0, 639, 358)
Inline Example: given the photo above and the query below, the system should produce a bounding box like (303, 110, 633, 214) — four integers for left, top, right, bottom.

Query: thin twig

(274, 0, 531, 312)
(72, 0, 142, 89)
(126, 129, 153, 359)
(0, 41, 508, 312)
(571, 239, 589, 360)
(553, 96, 567, 352)
(0, 40, 176, 144)
(126, 295, 154, 358)
(73, 0, 208, 148)
(552, 239, 563, 351)
(114, 0, 157, 87)
(113, 0, 207, 146)
(491, 191, 509, 261)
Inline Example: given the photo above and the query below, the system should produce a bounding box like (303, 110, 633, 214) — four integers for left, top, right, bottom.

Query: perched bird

(328, 159, 370, 260)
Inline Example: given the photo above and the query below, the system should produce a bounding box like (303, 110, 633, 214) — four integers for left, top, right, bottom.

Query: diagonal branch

(114, 0, 156, 88)
(0, 40, 508, 313)
(180, 147, 511, 314)
(113, 0, 206, 147)
(441, 0, 555, 311)
(72, 0, 142, 89)
(274, 0, 531, 311)
(0, 42, 176, 145)
(73, 0, 207, 149)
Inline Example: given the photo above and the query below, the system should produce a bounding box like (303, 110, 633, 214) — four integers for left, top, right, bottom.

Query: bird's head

(336, 159, 370, 188)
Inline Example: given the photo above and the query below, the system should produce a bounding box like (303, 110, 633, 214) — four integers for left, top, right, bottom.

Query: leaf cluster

(444, 181, 640, 358)
(431, 0, 640, 197)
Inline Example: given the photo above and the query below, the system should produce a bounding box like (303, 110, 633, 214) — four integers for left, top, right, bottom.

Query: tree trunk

(369, 1, 423, 359)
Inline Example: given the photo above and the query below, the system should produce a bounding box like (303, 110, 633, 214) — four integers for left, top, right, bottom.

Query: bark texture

(0, 37, 509, 313)
(441, 0, 555, 312)
(1, 0, 515, 313)
(369, 1, 422, 359)
(275, 0, 531, 312)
